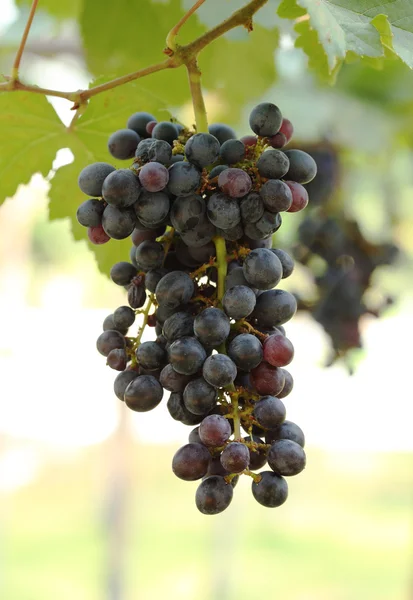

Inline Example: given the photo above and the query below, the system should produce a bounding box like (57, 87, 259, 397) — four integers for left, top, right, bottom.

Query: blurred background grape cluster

(1, 1, 413, 599)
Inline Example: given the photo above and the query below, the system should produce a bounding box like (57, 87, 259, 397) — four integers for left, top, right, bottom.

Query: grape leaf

(278, 0, 413, 75)
(48, 80, 170, 276)
(0, 88, 65, 204)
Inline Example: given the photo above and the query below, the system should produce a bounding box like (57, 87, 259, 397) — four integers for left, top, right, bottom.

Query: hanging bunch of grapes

(76, 102, 316, 514)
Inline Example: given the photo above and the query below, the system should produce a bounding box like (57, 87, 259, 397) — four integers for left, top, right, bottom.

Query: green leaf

(49, 80, 170, 276)
(278, 0, 413, 73)
(0, 88, 65, 204)
(15, 0, 83, 19)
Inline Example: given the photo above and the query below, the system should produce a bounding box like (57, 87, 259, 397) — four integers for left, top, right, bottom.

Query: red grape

(88, 224, 110, 244)
(279, 118, 294, 142)
(268, 132, 287, 149)
(146, 120, 157, 135)
(285, 181, 309, 213)
(138, 161, 169, 192)
(240, 135, 257, 148)
(278, 369, 294, 398)
(250, 362, 285, 396)
(263, 334, 294, 367)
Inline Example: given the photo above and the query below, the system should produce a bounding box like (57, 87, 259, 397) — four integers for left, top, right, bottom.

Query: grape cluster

(77, 102, 316, 514)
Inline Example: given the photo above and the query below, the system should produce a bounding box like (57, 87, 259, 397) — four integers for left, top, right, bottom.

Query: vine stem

(11, 0, 39, 80)
(134, 294, 155, 347)
(0, 0, 269, 106)
(166, 0, 207, 52)
(213, 236, 227, 306)
(186, 59, 208, 132)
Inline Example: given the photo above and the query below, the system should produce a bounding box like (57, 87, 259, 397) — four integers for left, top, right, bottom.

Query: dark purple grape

(256, 149, 289, 179)
(113, 370, 139, 401)
(78, 162, 115, 197)
(251, 471, 288, 507)
(136, 341, 166, 370)
(194, 307, 230, 347)
(127, 283, 146, 309)
(202, 354, 237, 388)
(172, 443, 211, 481)
(106, 348, 128, 371)
(180, 217, 216, 247)
(195, 476, 233, 514)
(102, 169, 141, 208)
(185, 133, 220, 168)
(110, 262, 137, 286)
(76, 199, 105, 227)
(207, 192, 241, 229)
(108, 129, 140, 160)
(209, 164, 229, 179)
(253, 289, 297, 327)
(254, 211, 282, 238)
(103, 314, 127, 335)
(183, 378, 217, 415)
(227, 333, 263, 372)
(188, 427, 202, 444)
(268, 440, 306, 476)
(113, 305, 135, 329)
(96, 330, 126, 356)
(260, 179, 292, 213)
(222, 285, 256, 320)
(127, 111, 156, 138)
(167, 392, 203, 425)
(163, 311, 194, 342)
(145, 268, 168, 293)
(152, 121, 178, 145)
(124, 375, 163, 412)
(219, 139, 245, 164)
(134, 190, 170, 228)
(208, 123, 236, 144)
(253, 396, 286, 429)
(102, 205, 136, 239)
(278, 368, 294, 398)
(243, 435, 268, 470)
(243, 248, 283, 290)
(188, 241, 216, 263)
(135, 240, 164, 271)
(147, 139, 172, 164)
(284, 149, 317, 184)
(270, 249, 294, 278)
(155, 271, 194, 309)
(168, 336, 207, 375)
(240, 193, 264, 224)
(170, 194, 205, 233)
(199, 414, 232, 446)
(265, 420, 305, 447)
(216, 223, 244, 241)
(168, 162, 201, 196)
(220, 442, 249, 473)
(249, 102, 282, 137)
(160, 364, 193, 392)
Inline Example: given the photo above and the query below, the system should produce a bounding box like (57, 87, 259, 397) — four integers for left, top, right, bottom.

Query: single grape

(277, 368, 294, 398)
(76, 199, 105, 227)
(225, 267, 255, 292)
(240, 135, 257, 148)
(219, 139, 245, 164)
(113, 370, 139, 401)
(175, 239, 201, 267)
(243, 435, 268, 470)
(268, 132, 287, 149)
(260, 179, 292, 213)
(110, 262, 137, 286)
(138, 161, 169, 192)
(243, 221, 269, 241)
(263, 333, 294, 367)
(167, 392, 203, 425)
(155, 303, 180, 325)
(169, 153, 185, 164)
(251, 471, 288, 507)
(223, 285, 256, 320)
(216, 223, 244, 241)
(180, 217, 216, 247)
(185, 133, 220, 168)
(155, 271, 194, 309)
(152, 121, 178, 144)
(250, 362, 285, 396)
(284, 149, 317, 184)
(127, 111, 156, 137)
(163, 311, 194, 342)
(265, 420, 305, 447)
(208, 123, 236, 145)
(134, 190, 170, 228)
(254, 396, 286, 429)
(78, 162, 115, 197)
(113, 306, 135, 329)
(145, 268, 168, 293)
(127, 283, 146, 309)
(268, 439, 306, 476)
(103, 314, 127, 335)
(256, 149, 289, 179)
(135, 138, 154, 162)
(243, 248, 283, 291)
(167, 161, 201, 196)
(194, 307, 230, 347)
(227, 333, 263, 372)
(172, 443, 211, 481)
(170, 194, 205, 233)
(195, 476, 233, 515)
(253, 289, 297, 327)
(87, 224, 110, 245)
(135, 240, 164, 271)
(108, 129, 140, 160)
(240, 193, 265, 224)
(147, 139, 172, 165)
(96, 330, 126, 357)
(188, 427, 202, 444)
(249, 102, 283, 137)
(124, 375, 163, 412)
(255, 211, 282, 238)
(188, 241, 216, 263)
(102, 169, 141, 208)
(202, 354, 237, 388)
(199, 414, 232, 446)
(279, 118, 294, 142)
(206, 193, 241, 229)
(243, 236, 272, 249)
(285, 181, 309, 213)
(168, 336, 207, 375)
(270, 249, 294, 278)
(106, 348, 128, 371)
(160, 364, 193, 392)
(218, 168, 252, 198)
(146, 120, 157, 136)
(209, 164, 229, 180)
(136, 341, 166, 370)
(220, 442, 249, 473)
(183, 378, 217, 415)
(102, 205, 136, 239)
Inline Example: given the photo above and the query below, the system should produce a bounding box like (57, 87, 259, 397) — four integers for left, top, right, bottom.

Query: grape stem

(0, 0, 269, 109)
(186, 59, 209, 133)
(11, 0, 39, 80)
(166, 0, 207, 53)
(134, 293, 155, 348)
(213, 236, 227, 306)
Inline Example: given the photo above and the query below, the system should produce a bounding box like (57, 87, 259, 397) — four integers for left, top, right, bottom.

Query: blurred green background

(1, 1, 413, 599)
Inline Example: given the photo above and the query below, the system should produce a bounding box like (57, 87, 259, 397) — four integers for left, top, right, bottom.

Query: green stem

(166, 0, 207, 52)
(11, 0, 39, 79)
(134, 293, 155, 348)
(186, 59, 208, 132)
(213, 236, 227, 306)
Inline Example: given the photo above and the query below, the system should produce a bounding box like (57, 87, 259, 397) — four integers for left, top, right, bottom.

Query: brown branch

(166, 0, 207, 52)
(12, 0, 39, 79)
